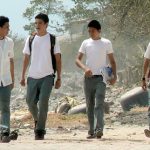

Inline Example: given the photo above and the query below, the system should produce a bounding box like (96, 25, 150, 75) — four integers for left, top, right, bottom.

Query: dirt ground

(0, 110, 150, 150)
(0, 125, 150, 150)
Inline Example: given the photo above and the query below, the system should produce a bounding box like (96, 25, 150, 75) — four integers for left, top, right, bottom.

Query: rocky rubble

(9, 72, 148, 129)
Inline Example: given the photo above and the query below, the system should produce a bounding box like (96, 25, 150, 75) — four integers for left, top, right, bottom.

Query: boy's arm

(107, 53, 117, 85)
(10, 58, 14, 89)
(54, 53, 61, 89)
(76, 52, 92, 77)
(142, 58, 150, 90)
(20, 54, 30, 86)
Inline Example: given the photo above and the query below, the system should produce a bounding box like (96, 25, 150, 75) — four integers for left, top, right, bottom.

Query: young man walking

(20, 13, 61, 140)
(142, 43, 150, 138)
(76, 20, 117, 139)
(0, 16, 15, 143)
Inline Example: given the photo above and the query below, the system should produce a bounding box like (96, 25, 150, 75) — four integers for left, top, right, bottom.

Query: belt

(91, 75, 103, 78)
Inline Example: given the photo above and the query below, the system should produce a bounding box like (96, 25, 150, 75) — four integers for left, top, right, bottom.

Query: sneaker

(34, 129, 46, 140)
(96, 129, 103, 139)
(9, 130, 18, 140)
(35, 134, 44, 140)
(1, 136, 11, 143)
(86, 134, 96, 139)
(0, 131, 10, 143)
(144, 129, 150, 138)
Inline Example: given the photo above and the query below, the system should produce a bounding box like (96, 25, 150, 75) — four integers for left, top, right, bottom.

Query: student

(76, 20, 117, 139)
(20, 13, 61, 140)
(0, 16, 15, 143)
(142, 43, 150, 138)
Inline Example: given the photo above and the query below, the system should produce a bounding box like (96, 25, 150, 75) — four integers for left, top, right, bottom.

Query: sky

(0, 0, 30, 37)
(0, 0, 74, 38)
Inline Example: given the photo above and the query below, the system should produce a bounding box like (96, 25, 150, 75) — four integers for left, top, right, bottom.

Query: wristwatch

(142, 77, 145, 81)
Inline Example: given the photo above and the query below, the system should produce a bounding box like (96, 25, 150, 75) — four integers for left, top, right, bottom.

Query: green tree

(63, 0, 150, 40)
(107, 0, 150, 39)
(23, 0, 64, 34)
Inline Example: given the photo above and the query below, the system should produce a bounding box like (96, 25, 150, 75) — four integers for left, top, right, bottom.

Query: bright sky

(0, 0, 30, 37)
(0, 0, 74, 38)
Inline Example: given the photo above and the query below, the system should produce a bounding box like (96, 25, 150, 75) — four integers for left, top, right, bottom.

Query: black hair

(35, 13, 49, 24)
(0, 16, 9, 27)
(88, 20, 101, 30)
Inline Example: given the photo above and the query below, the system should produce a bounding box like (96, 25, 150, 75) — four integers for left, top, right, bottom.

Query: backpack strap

(49, 34, 56, 74)
(29, 35, 36, 54)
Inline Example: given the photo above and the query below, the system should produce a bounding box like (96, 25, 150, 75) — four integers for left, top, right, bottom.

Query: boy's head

(87, 20, 101, 39)
(35, 13, 49, 32)
(0, 16, 9, 37)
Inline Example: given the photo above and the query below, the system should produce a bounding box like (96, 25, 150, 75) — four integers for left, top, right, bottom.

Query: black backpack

(28, 33, 57, 74)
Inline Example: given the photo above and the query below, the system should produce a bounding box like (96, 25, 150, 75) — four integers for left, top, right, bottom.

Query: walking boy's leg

(95, 79, 106, 138)
(26, 77, 39, 123)
(0, 85, 11, 143)
(144, 88, 150, 138)
(0, 85, 11, 131)
(148, 107, 150, 130)
(35, 76, 53, 140)
(84, 78, 96, 138)
(144, 106, 150, 137)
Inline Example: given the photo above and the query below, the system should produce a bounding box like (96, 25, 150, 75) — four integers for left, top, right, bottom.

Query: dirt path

(0, 125, 150, 150)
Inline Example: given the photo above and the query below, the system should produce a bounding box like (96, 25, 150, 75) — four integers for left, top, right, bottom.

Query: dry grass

(11, 106, 149, 129)
(131, 106, 148, 112)
(46, 113, 88, 128)
(11, 111, 88, 128)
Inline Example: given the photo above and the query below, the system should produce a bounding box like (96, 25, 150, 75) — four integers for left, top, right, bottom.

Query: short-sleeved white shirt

(0, 37, 14, 86)
(23, 33, 61, 79)
(79, 38, 114, 75)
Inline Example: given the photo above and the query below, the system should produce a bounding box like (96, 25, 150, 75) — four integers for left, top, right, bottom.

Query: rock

(23, 124, 31, 128)
(132, 132, 136, 135)
(55, 96, 80, 114)
(68, 103, 86, 115)
(111, 116, 117, 123)
(55, 102, 71, 114)
(73, 133, 77, 136)
(15, 95, 26, 101)
(68, 102, 110, 115)
(113, 122, 121, 126)
(104, 102, 110, 114)
(120, 87, 148, 111)
(56, 126, 71, 133)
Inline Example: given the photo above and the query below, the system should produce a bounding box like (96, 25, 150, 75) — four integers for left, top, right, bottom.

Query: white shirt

(0, 37, 14, 86)
(23, 33, 61, 79)
(79, 38, 114, 75)
(144, 43, 150, 59)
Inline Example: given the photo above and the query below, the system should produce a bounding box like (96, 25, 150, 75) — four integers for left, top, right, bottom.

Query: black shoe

(86, 134, 96, 139)
(34, 129, 46, 140)
(144, 129, 150, 138)
(9, 130, 19, 140)
(0, 131, 10, 143)
(35, 134, 44, 140)
(95, 129, 103, 139)
(1, 136, 11, 143)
